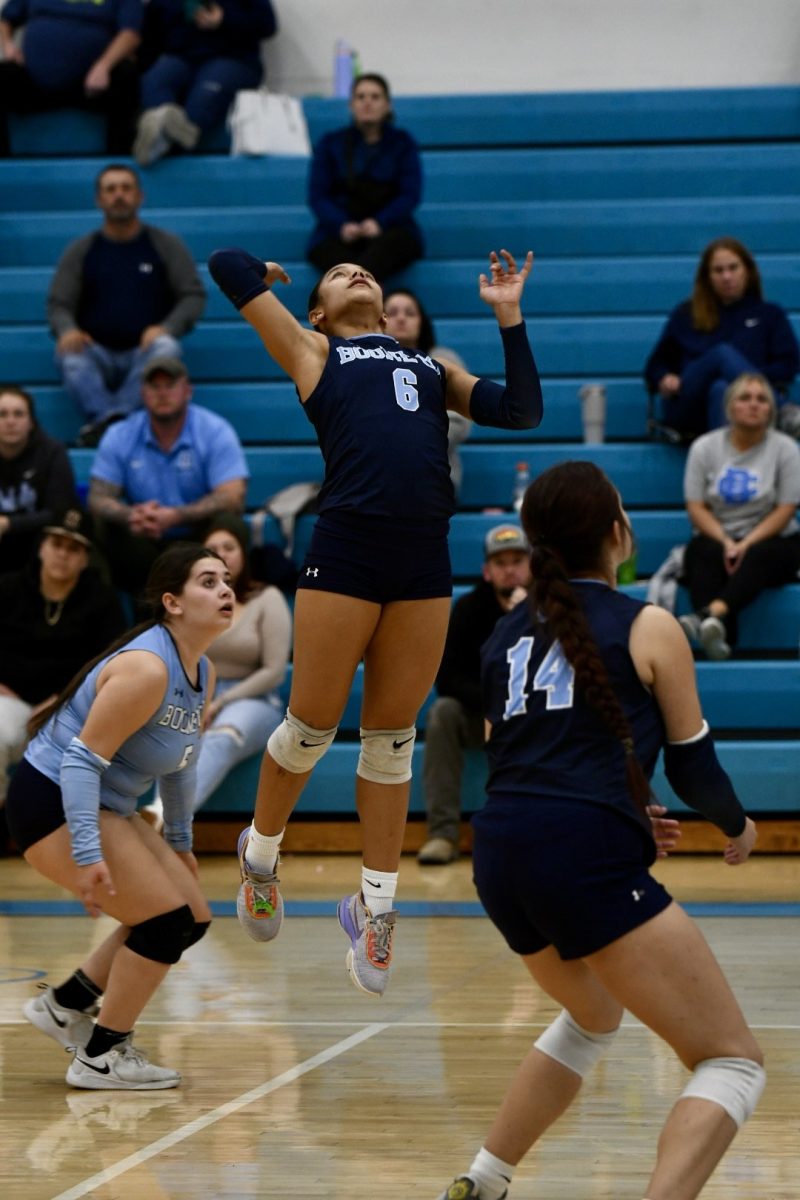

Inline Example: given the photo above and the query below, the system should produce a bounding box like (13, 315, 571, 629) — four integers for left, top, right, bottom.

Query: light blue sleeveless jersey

(26, 623, 208, 818)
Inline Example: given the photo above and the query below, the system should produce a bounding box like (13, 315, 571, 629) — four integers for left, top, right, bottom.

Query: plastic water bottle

(512, 461, 530, 513)
(333, 39, 354, 98)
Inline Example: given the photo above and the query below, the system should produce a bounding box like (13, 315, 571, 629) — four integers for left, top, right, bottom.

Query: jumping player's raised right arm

(209, 248, 329, 400)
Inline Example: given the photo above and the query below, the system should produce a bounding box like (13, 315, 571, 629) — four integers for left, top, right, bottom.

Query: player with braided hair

(436, 461, 763, 1200)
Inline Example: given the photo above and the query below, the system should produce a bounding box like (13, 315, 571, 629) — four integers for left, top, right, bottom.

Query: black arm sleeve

(468, 321, 543, 429)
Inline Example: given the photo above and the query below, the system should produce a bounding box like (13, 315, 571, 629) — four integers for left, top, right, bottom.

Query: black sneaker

(76, 411, 125, 448)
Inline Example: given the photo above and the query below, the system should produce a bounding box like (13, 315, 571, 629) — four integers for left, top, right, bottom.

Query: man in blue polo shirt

(87, 356, 248, 595)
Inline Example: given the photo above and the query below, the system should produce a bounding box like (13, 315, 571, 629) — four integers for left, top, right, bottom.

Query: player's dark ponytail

(28, 543, 224, 738)
(520, 461, 651, 817)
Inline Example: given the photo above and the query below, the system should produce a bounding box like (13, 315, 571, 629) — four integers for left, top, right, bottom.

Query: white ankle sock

(468, 1147, 514, 1198)
(361, 868, 397, 916)
(245, 824, 284, 874)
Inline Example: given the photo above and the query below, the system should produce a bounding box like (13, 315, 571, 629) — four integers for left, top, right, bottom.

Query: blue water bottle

(333, 39, 353, 98)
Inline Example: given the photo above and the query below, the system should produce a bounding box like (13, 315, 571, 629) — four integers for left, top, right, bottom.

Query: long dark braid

(521, 461, 652, 815)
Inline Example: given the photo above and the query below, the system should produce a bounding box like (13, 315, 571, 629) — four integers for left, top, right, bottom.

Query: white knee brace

(534, 1010, 619, 1078)
(357, 726, 416, 784)
(680, 1056, 765, 1128)
(267, 709, 337, 774)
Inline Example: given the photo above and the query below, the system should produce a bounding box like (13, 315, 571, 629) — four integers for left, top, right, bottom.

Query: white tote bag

(228, 89, 311, 157)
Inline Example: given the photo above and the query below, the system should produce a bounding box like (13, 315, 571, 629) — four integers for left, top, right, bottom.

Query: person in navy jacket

(644, 236, 799, 438)
(307, 73, 423, 283)
(0, 0, 142, 154)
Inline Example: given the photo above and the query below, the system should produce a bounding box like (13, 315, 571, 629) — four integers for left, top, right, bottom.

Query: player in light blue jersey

(436, 462, 763, 1200)
(8, 543, 234, 1090)
(208, 244, 543, 998)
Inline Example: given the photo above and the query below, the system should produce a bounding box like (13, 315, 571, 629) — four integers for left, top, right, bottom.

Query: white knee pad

(680, 1056, 765, 1128)
(266, 709, 337, 774)
(357, 726, 416, 784)
(534, 1010, 619, 1078)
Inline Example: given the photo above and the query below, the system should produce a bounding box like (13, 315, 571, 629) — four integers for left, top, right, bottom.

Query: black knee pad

(183, 919, 211, 950)
(125, 904, 195, 964)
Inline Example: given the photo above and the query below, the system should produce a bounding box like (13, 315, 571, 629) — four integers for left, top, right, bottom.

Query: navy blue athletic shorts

(471, 796, 672, 960)
(6, 757, 69, 852)
(296, 512, 452, 604)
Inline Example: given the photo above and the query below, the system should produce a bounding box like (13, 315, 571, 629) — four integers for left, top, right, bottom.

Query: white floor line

(48, 1021, 388, 1200)
(6, 1017, 800, 1031)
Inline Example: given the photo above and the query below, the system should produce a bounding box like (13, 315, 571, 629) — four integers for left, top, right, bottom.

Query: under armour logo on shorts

(306, 567, 319, 577)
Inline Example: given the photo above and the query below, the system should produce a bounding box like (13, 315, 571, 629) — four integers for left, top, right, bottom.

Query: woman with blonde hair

(644, 236, 799, 437)
(678, 371, 800, 660)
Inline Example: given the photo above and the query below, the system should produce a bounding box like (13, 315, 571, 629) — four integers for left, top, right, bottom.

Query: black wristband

(208, 247, 270, 311)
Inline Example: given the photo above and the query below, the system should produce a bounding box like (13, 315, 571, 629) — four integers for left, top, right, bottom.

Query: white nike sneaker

(66, 1040, 181, 1090)
(23, 987, 97, 1050)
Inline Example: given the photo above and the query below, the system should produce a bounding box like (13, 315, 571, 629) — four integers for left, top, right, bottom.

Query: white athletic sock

(468, 1147, 514, 1199)
(244, 824, 284, 874)
(361, 868, 397, 916)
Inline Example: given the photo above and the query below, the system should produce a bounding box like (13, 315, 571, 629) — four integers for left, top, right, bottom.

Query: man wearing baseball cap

(418, 524, 531, 865)
(0, 507, 125, 826)
(87, 357, 248, 598)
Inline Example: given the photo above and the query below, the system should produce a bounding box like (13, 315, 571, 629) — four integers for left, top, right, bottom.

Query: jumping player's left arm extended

(445, 249, 543, 430)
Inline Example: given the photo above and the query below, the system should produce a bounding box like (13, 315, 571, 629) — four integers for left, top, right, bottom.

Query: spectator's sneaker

(417, 836, 459, 865)
(436, 1178, 506, 1200)
(678, 612, 703, 645)
(699, 615, 731, 661)
(139, 795, 164, 834)
(236, 828, 284, 942)
(66, 1040, 181, 1091)
(23, 987, 97, 1050)
(337, 892, 396, 997)
(162, 103, 201, 151)
(133, 105, 172, 167)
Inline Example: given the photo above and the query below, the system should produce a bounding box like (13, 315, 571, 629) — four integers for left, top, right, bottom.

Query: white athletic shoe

(66, 1040, 181, 1090)
(23, 987, 97, 1050)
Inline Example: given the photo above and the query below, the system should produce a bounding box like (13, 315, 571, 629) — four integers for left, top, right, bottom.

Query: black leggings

(308, 226, 423, 284)
(683, 532, 800, 642)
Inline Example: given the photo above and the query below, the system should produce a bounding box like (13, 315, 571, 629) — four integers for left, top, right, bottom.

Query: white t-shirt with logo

(683, 428, 800, 540)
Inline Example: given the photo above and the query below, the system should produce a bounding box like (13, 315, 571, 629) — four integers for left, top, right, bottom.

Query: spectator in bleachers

(47, 163, 206, 448)
(306, 73, 423, 283)
(678, 373, 800, 661)
(132, 0, 277, 167)
(384, 287, 472, 498)
(0, 0, 142, 156)
(417, 525, 530, 866)
(0, 385, 78, 574)
(87, 356, 248, 598)
(142, 513, 291, 828)
(0, 506, 125, 809)
(644, 236, 799, 439)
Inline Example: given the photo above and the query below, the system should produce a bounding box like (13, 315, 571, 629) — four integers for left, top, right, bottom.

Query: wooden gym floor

(1, 853, 798, 1199)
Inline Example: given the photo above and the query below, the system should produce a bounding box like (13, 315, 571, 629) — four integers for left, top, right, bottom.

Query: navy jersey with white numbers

(481, 581, 665, 823)
(303, 333, 453, 528)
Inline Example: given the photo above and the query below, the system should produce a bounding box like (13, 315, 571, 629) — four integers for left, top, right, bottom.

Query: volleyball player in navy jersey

(208, 245, 543, 996)
(436, 461, 763, 1200)
(6, 543, 233, 1090)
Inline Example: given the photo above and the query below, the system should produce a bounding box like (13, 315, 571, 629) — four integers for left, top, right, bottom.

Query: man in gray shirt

(48, 163, 205, 447)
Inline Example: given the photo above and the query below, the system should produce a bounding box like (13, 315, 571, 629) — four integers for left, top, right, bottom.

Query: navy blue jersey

(481, 581, 664, 823)
(303, 333, 453, 529)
